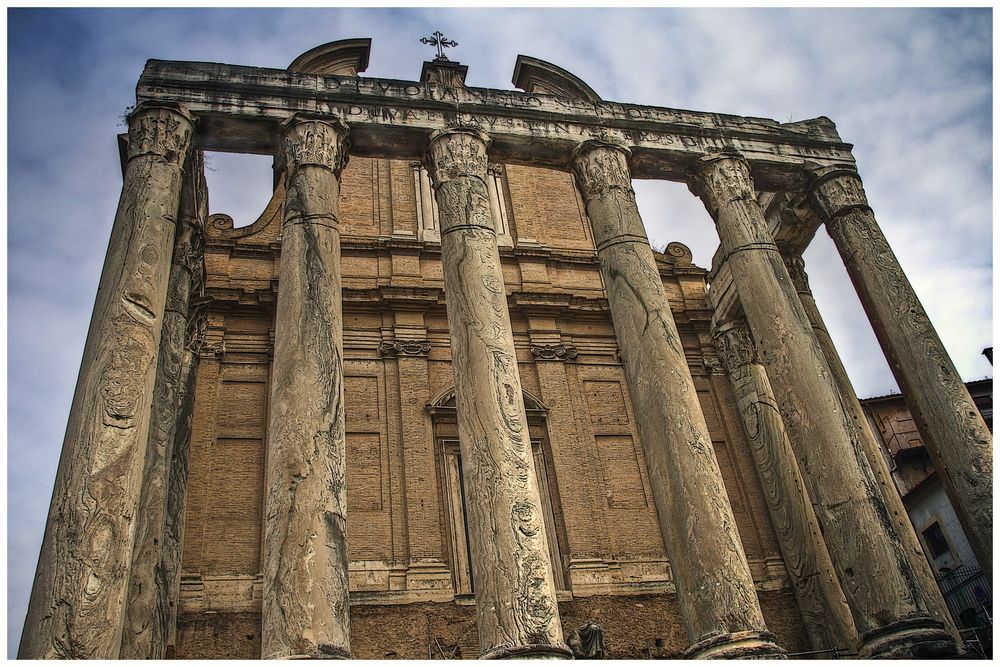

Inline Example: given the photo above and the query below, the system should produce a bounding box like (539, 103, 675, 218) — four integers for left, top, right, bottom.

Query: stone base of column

(265, 646, 351, 660)
(860, 617, 958, 659)
(683, 630, 787, 660)
(480, 643, 574, 660)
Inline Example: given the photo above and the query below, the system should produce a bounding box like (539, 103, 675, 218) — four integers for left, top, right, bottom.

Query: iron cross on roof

(420, 31, 458, 61)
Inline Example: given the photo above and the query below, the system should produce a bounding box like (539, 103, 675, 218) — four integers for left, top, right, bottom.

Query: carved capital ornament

(687, 149, 755, 220)
(570, 139, 633, 200)
(809, 166, 872, 220)
(127, 102, 194, 166)
(425, 127, 491, 185)
(713, 321, 758, 373)
(282, 115, 350, 174)
(782, 254, 811, 293)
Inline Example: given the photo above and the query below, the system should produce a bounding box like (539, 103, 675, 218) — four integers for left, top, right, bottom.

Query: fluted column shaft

(261, 116, 351, 660)
(783, 254, 959, 639)
(713, 320, 857, 653)
(19, 102, 194, 659)
(689, 150, 956, 659)
(572, 140, 784, 659)
(810, 167, 993, 581)
(120, 156, 207, 658)
(425, 128, 570, 660)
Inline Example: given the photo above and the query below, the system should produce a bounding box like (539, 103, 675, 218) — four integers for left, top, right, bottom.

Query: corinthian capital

(712, 320, 758, 373)
(282, 115, 350, 174)
(425, 127, 491, 185)
(570, 139, 633, 200)
(687, 150, 755, 220)
(808, 166, 871, 219)
(782, 254, 811, 293)
(127, 102, 194, 165)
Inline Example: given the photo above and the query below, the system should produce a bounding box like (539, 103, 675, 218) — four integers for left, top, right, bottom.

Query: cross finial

(420, 31, 458, 61)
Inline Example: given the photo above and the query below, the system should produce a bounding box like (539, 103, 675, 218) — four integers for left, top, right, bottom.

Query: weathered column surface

(783, 254, 959, 639)
(572, 140, 785, 660)
(810, 167, 993, 581)
(713, 319, 857, 653)
(426, 128, 571, 660)
(19, 102, 193, 659)
(120, 157, 207, 659)
(163, 307, 205, 652)
(261, 116, 351, 660)
(689, 149, 957, 659)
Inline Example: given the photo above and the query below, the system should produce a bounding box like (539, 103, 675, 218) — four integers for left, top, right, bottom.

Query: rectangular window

(922, 522, 951, 559)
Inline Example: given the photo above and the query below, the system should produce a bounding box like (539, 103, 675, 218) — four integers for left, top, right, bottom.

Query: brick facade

(175, 156, 809, 658)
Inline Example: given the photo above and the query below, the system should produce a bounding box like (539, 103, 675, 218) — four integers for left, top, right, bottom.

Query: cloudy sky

(7, 7, 992, 655)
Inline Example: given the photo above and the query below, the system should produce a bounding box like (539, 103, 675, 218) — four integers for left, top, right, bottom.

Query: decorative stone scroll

(378, 340, 432, 357)
(811, 166, 993, 582)
(690, 150, 957, 659)
(261, 115, 352, 660)
(19, 102, 194, 659)
(530, 344, 578, 361)
(571, 139, 784, 659)
(713, 319, 857, 652)
(426, 127, 571, 660)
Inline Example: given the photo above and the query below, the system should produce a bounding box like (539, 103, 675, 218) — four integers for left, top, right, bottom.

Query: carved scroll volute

(687, 150, 756, 221)
(809, 166, 872, 220)
(127, 102, 194, 166)
(713, 321, 758, 374)
(425, 127, 490, 185)
(569, 139, 633, 201)
(282, 115, 350, 175)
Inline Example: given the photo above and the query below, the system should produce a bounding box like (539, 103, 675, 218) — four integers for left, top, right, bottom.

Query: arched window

(427, 388, 568, 597)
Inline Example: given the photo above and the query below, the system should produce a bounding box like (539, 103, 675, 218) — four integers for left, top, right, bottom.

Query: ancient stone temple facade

(20, 38, 992, 660)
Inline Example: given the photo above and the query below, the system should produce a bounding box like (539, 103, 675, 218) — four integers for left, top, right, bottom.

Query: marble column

(19, 102, 194, 659)
(810, 166, 993, 581)
(120, 155, 207, 658)
(713, 319, 857, 652)
(783, 254, 959, 639)
(689, 149, 957, 658)
(261, 116, 351, 660)
(425, 128, 571, 660)
(163, 299, 208, 652)
(571, 139, 784, 659)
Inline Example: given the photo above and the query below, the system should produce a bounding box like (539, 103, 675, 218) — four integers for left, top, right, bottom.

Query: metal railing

(938, 566, 992, 629)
